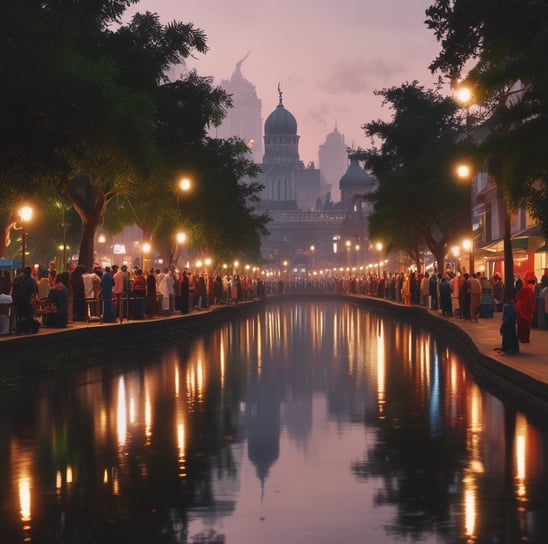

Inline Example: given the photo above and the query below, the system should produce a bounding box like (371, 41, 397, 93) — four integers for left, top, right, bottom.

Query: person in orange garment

(515, 271, 537, 343)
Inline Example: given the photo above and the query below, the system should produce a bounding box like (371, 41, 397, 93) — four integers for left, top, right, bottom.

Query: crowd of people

(1, 262, 547, 350)
(280, 268, 548, 352)
(0, 261, 268, 334)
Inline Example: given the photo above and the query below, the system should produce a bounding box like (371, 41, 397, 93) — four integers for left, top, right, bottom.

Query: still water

(1, 300, 548, 543)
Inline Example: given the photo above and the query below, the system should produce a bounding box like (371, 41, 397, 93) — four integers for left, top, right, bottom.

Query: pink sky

(134, 0, 444, 165)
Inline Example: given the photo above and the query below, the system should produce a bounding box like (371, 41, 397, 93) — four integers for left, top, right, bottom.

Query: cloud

(319, 57, 405, 95)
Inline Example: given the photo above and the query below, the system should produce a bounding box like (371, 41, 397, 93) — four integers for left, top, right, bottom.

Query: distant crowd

(1, 263, 547, 345)
(280, 268, 548, 339)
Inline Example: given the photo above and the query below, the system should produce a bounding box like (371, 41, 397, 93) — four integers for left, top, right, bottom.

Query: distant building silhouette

(319, 123, 348, 203)
(257, 87, 321, 212)
(216, 54, 263, 163)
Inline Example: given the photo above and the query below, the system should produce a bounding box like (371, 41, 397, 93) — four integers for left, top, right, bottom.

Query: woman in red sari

(515, 272, 537, 343)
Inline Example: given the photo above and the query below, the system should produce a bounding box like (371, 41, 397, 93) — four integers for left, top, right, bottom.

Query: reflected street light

(18, 206, 33, 269)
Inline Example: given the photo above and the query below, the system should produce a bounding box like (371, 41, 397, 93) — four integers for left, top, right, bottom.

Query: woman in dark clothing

(132, 269, 146, 319)
(145, 269, 157, 317)
(46, 271, 69, 327)
(499, 299, 519, 353)
(180, 271, 190, 314)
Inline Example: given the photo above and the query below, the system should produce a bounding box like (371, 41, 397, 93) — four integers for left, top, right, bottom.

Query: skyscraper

(216, 54, 263, 163)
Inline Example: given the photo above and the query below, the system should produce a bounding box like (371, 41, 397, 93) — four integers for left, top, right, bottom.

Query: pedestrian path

(430, 308, 548, 385)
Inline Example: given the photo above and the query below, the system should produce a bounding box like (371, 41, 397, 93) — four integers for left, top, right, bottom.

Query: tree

(0, 2, 230, 270)
(426, 0, 548, 297)
(360, 82, 468, 271)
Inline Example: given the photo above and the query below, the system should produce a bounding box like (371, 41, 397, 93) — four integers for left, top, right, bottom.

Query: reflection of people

(499, 299, 519, 354)
(515, 272, 536, 343)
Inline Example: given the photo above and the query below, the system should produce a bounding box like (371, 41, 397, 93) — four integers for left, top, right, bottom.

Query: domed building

(258, 87, 321, 211)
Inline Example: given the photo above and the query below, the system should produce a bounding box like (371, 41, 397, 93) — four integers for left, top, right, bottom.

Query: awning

(0, 258, 21, 269)
(476, 234, 544, 260)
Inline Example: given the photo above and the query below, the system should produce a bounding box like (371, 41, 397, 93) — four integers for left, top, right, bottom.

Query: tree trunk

(502, 204, 514, 302)
(78, 214, 103, 271)
(66, 175, 107, 271)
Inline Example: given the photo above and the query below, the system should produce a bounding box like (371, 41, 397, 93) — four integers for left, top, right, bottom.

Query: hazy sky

(135, 0, 443, 165)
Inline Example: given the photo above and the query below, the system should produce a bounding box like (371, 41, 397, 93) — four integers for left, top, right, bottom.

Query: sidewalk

(431, 309, 548, 386)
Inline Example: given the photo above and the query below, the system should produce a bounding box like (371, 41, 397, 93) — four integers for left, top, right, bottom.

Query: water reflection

(0, 301, 547, 543)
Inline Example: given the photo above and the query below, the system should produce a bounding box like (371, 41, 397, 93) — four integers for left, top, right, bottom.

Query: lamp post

(177, 177, 192, 206)
(455, 85, 475, 275)
(456, 164, 475, 274)
(142, 241, 151, 272)
(176, 231, 187, 269)
(18, 206, 33, 269)
(375, 242, 383, 275)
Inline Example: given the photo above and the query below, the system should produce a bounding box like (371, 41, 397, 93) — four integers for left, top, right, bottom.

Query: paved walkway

(432, 308, 548, 386)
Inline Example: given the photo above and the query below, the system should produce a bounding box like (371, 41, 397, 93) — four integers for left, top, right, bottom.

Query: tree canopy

(426, 0, 548, 240)
(360, 81, 468, 271)
(1, 0, 268, 270)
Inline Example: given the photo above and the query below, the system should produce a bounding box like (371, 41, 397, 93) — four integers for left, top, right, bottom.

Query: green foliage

(426, 0, 548, 240)
(361, 81, 468, 269)
(1, 0, 268, 269)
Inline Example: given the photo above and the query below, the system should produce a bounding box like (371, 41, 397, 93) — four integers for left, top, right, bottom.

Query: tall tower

(217, 54, 263, 163)
(319, 123, 347, 203)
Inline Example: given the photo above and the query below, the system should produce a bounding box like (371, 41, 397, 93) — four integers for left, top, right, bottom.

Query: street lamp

(142, 241, 151, 271)
(456, 85, 472, 138)
(456, 163, 475, 274)
(375, 242, 383, 274)
(18, 206, 33, 269)
(455, 85, 475, 275)
(176, 231, 187, 268)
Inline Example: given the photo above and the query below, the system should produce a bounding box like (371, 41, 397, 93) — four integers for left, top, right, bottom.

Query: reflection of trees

(0, 331, 247, 543)
(352, 420, 465, 540)
(350, 327, 468, 541)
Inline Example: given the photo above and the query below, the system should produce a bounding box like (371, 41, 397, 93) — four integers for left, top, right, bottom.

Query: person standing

(542, 276, 548, 330)
(450, 272, 461, 318)
(132, 269, 146, 319)
(515, 272, 537, 343)
(499, 299, 519, 353)
(461, 273, 471, 320)
(46, 271, 69, 328)
(12, 266, 38, 331)
(145, 269, 157, 317)
(112, 265, 123, 317)
(469, 273, 483, 322)
(180, 270, 190, 314)
(101, 266, 116, 323)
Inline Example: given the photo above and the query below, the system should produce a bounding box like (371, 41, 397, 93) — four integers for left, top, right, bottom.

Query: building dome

(339, 154, 375, 190)
(265, 89, 297, 135)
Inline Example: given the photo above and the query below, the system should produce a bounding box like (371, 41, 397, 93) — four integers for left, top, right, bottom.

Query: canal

(1, 300, 547, 543)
